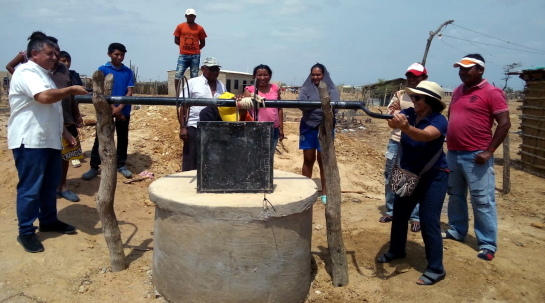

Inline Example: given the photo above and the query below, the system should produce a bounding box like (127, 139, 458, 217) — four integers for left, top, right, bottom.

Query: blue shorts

(299, 129, 335, 152)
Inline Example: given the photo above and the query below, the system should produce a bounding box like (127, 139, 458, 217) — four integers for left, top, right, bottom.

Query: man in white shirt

(179, 57, 226, 171)
(8, 37, 87, 253)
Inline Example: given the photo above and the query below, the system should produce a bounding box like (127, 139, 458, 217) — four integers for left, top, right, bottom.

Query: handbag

(389, 145, 443, 197)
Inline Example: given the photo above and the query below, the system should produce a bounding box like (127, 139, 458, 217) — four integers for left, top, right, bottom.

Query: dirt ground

(0, 94, 544, 303)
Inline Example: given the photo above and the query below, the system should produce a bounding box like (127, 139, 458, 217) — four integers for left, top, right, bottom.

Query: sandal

(377, 252, 406, 263)
(379, 215, 393, 223)
(411, 221, 421, 232)
(416, 271, 446, 285)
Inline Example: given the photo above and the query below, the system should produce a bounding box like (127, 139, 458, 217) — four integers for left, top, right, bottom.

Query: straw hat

(405, 80, 445, 110)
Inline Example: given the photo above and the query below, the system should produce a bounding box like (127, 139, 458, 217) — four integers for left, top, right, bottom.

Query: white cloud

(271, 28, 318, 41)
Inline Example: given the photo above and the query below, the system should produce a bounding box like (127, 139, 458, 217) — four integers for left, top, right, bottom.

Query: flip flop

(57, 190, 80, 202)
(416, 271, 446, 285)
(411, 221, 421, 232)
(377, 252, 406, 263)
(379, 215, 393, 223)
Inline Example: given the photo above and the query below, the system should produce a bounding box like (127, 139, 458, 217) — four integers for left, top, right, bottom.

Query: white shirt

(8, 61, 64, 149)
(180, 75, 226, 127)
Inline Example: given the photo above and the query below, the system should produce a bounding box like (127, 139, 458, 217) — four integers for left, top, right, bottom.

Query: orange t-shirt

(173, 22, 207, 55)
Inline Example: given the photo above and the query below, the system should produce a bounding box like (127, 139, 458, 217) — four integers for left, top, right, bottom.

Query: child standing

(82, 43, 135, 180)
(59, 50, 84, 168)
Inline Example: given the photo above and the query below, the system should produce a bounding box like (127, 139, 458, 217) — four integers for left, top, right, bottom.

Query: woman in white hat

(377, 80, 449, 285)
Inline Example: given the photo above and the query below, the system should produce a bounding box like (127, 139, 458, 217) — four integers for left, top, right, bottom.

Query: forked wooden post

(317, 81, 349, 287)
(503, 133, 511, 194)
(92, 71, 126, 271)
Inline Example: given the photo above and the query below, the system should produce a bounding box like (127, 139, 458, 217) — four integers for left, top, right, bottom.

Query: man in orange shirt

(174, 8, 207, 90)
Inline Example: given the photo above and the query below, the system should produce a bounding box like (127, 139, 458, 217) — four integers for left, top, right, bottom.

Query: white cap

(185, 8, 196, 16)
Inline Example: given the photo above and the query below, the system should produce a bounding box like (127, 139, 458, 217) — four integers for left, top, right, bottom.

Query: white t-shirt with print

(180, 75, 226, 127)
(8, 61, 64, 149)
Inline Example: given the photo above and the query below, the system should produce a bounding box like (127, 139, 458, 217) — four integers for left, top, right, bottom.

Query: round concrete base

(149, 170, 318, 303)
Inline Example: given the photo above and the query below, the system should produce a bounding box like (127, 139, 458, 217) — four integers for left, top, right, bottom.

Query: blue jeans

(389, 169, 448, 274)
(175, 54, 200, 79)
(384, 139, 420, 221)
(446, 150, 497, 252)
(13, 146, 62, 235)
(272, 127, 280, 155)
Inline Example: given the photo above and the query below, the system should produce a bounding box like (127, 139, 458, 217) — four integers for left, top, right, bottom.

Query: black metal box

(197, 121, 274, 193)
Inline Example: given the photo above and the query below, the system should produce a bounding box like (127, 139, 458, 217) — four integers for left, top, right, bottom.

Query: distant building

(167, 69, 254, 96)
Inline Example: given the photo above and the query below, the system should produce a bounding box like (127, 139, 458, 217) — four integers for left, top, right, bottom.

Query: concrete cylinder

(149, 170, 318, 303)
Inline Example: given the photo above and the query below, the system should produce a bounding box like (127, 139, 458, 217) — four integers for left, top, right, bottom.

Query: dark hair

(28, 31, 46, 41)
(424, 95, 444, 113)
(27, 37, 58, 57)
(311, 63, 325, 74)
(465, 53, 485, 70)
(108, 43, 127, 53)
(59, 51, 71, 61)
(252, 64, 272, 77)
(46, 36, 58, 44)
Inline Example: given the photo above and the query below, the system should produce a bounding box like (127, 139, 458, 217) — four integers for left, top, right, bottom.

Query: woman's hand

(389, 113, 410, 132)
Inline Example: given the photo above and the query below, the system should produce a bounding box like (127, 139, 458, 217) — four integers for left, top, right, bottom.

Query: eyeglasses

(410, 94, 424, 101)
(207, 67, 220, 72)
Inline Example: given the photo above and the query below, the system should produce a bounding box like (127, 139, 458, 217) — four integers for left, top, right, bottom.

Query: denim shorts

(299, 129, 335, 152)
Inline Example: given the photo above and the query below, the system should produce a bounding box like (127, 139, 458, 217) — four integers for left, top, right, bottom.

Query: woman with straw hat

(377, 80, 449, 285)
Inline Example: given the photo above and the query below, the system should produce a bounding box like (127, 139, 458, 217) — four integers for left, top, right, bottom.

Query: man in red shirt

(173, 8, 207, 90)
(444, 54, 511, 261)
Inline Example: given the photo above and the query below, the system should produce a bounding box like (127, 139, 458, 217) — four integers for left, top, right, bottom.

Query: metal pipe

(75, 95, 393, 119)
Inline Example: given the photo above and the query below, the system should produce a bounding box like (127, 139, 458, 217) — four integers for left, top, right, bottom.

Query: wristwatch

(485, 147, 496, 153)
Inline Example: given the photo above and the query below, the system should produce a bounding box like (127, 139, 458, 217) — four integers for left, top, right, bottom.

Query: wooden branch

(502, 134, 511, 194)
(422, 19, 454, 66)
(317, 81, 349, 287)
(92, 71, 126, 272)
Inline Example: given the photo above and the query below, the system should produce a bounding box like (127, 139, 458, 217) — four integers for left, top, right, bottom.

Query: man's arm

(199, 39, 206, 50)
(174, 36, 180, 46)
(34, 86, 88, 104)
(475, 111, 511, 164)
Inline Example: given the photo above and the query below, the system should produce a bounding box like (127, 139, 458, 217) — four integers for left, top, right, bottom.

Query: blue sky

(1, 0, 544, 90)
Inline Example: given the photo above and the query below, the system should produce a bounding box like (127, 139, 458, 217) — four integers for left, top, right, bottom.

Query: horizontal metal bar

(74, 95, 393, 119)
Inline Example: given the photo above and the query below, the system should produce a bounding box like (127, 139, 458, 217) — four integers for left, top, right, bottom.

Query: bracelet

(485, 147, 496, 153)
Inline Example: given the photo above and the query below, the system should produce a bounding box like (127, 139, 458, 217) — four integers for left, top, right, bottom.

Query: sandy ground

(0, 94, 544, 303)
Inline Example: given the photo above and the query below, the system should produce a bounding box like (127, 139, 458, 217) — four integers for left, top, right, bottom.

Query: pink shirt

(245, 84, 280, 128)
(447, 79, 508, 151)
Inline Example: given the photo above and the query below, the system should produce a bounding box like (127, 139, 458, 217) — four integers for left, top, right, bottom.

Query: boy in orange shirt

(173, 8, 207, 90)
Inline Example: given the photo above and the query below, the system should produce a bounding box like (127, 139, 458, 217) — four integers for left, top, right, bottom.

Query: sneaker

(477, 249, 495, 261)
(442, 230, 461, 241)
(57, 190, 80, 202)
(320, 195, 327, 205)
(71, 159, 81, 168)
(117, 166, 133, 178)
(82, 168, 99, 180)
(39, 220, 76, 234)
(17, 234, 44, 253)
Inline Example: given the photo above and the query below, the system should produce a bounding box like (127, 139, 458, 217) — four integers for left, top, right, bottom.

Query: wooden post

(92, 71, 126, 271)
(317, 81, 349, 287)
(503, 133, 511, 194)
(421, 20, 454, 66)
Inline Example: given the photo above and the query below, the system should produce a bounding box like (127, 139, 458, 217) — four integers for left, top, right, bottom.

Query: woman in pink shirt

(243, 64, 284, 154)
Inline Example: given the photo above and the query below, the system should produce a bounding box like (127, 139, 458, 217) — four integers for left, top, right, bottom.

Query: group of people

(174, 9, 334, 204)
(6, 30, 135, 253)
(377, 56, 510, 285)
(6, 9, 511, 290)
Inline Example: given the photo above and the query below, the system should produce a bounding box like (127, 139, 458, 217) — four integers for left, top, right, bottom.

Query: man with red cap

(444, 54, 511, 261)
(380, 63, 428, 233)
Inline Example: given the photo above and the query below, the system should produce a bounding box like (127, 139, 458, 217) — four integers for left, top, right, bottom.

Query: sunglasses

(410, 94, 424, 101)
(207, 66, 220, 72)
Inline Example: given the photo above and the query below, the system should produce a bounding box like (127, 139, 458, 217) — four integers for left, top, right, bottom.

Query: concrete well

(149, 170, 318, 303)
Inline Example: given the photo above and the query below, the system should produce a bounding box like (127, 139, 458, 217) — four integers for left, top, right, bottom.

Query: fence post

(317, 81, 349, 287)
(503, 133, 511, 194)
(92, 71, 127, 271)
